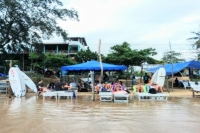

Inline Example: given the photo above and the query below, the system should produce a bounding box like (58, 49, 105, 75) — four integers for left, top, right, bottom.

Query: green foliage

(104, 42, 159, 67)
(29, 52, 76, 71)
(105, 42, 133, 66)
(0, 0, 78, 53)
(74, 47, 99, 63)
(161, 51, 185, 63)
(29, 52, 44, 71)
(146, 57, 164, 64)
(44, 53, 76, 68)
(188, 31, 200, 50)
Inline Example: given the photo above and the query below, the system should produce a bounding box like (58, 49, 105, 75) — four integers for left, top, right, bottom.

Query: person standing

(131, 73, 136, 85)
(143, 73, 150, 84)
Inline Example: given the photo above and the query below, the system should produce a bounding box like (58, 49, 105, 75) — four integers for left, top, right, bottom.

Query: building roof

(68, 37, 87, 46)
(42, 37, 87, 46)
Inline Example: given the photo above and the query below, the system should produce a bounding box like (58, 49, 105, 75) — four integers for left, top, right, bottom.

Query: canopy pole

(98, 39, 103, 84)
(91, 71, 95, 101)
(169, 42, 174, 92)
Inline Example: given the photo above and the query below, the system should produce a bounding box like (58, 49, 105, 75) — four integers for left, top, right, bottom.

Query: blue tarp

(0, 73, 7, 77)
(147, 60, 200, 76)
(61, 60, 127, 71)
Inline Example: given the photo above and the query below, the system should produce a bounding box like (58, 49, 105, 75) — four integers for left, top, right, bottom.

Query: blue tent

(61, 60, 127, 71)
(147, 60, 200, 76)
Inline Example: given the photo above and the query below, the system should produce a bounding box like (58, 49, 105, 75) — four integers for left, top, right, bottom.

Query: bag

(149, 88, 157, 94)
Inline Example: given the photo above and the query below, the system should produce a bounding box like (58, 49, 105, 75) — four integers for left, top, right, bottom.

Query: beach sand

(0, 88, 199, 133)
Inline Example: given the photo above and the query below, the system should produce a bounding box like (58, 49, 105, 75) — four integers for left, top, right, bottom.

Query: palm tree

(188, 31, 200, 50)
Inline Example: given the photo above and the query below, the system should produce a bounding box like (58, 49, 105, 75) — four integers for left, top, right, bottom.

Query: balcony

(68, 50, 78, 54)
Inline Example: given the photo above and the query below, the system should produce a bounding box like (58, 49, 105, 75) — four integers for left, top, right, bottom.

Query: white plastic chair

(190, 84, 200, 97)
(182, 81, 189, 89)
(43, 92, 58, 100)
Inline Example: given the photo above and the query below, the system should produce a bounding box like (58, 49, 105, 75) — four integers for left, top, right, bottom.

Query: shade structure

(147, 60, 200, 76)
(61, 60, 127, 71)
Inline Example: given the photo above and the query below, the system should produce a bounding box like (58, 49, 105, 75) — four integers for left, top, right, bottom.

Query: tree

(29, 52, 76, 72)
(29, 52, 44, 72)
(161, 51, 185, 63)
(0, 0, 78, 53)
(135, 48, 158, 65)
(188, 31, 200, 50)
(104, 42, 133, 66)
(74, 47, 100, 63)
(104, 42, 159, 67)
(44, 53, 75, 69)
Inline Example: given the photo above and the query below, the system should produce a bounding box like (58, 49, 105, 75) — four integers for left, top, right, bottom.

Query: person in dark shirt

(143, 73, 150, 84)
(103, 73, 109, 82)
(54, 79, 64, 91)
(131, 73, 136, 85)
(174, 77, 179, 87)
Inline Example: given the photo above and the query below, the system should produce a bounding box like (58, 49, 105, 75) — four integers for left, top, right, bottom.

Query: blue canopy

(61, 60, 127, 71)
(147, 60, 200, 76)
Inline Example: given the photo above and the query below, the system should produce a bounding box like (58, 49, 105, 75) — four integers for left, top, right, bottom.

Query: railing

(68, 50, 78, 54)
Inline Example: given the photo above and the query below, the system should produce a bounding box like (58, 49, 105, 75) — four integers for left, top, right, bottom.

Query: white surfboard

(16, 67, 26, 96)
(156, 67, 166, 87)
(9, 67, 26, 97)
(21, 71, 37, 93)
(151, 69, 158, 84)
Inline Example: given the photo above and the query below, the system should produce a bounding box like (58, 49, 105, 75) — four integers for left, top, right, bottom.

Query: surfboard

(156, 67, 166, 87)
(151, 69, 158, 84)
(9, 67, 26, 97)
(21, 71, 37, 93)
(16, 67, 26, 96)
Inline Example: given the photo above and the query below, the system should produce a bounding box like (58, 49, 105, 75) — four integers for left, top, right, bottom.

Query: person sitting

(94, 82, 101, 94)
(105, 83, 112, 91)
(54, 79, 64, 91)
(135, 82, 144, 92)
(119, 81, 130, 94)
(149, 82, 164, 93)
(36, 79, 50, 96)
(47, 82, 55, 91)
(113, 83, 124, 92)
(112, 81, 128, 95)
(101, 83, 107, 92)
(63, 82, 71, 90)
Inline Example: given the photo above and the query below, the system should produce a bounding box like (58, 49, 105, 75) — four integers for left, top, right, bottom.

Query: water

(0, 93, 200, 133)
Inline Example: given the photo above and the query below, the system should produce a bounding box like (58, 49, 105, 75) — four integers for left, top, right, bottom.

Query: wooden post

(169, 42, 174, 92)
(98, 39, 103, 84)
(140, 63, 143, 83)
(91, 71, 95, 101)
(9, 60, 12, 68)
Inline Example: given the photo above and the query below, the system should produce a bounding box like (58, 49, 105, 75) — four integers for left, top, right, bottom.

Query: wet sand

(0, 89, 200, 133)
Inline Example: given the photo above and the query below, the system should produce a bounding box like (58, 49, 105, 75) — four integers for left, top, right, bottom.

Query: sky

(44, 0, 200, 61)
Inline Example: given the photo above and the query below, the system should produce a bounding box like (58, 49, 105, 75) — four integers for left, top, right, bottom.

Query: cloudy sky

(45, 0, 200, 60)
